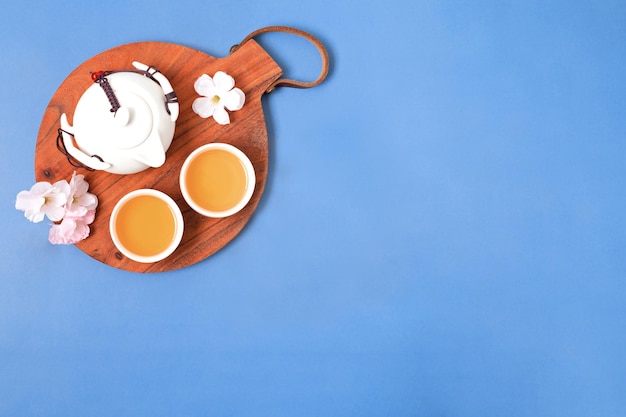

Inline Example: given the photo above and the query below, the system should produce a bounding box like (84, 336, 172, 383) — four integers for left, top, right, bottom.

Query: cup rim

(179, 143, 256, 218)
(109, 189, 184, 263)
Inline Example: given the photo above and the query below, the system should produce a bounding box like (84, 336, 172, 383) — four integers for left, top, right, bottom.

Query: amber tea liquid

(184, 149, 249, 212)
(114, 195, 177, 257)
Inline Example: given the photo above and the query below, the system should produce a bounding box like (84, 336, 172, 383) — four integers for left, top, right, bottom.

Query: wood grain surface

(34, 40, 282, 273)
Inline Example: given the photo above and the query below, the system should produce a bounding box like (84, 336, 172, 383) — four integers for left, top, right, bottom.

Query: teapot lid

(73, 71, 162, 150)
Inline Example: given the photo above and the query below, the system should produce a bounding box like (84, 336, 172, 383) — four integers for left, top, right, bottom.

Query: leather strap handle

(230, 26, 329, 93)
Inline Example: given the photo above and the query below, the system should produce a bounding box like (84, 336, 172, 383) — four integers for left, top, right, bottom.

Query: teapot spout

(132, 133, 166, 168)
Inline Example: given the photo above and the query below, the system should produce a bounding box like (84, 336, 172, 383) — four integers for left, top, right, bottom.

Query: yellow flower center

(211, 95, 221, 104)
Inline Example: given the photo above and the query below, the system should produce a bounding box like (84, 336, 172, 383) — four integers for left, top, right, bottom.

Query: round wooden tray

(34, 40, 282, 272)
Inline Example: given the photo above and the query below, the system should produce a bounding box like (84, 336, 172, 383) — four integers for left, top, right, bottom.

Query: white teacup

(180, 143, 256, 218)
(109, 189, 184, 263)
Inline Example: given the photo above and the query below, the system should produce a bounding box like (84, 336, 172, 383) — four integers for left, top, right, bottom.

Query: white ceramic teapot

(58, 61, 179, 174)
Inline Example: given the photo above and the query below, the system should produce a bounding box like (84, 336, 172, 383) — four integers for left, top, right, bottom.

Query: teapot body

(59, 63, 178, 174)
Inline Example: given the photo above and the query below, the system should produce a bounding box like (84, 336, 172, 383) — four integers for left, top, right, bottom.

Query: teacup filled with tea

(180, 143, 256, 218)
(109, 189, 184, 263)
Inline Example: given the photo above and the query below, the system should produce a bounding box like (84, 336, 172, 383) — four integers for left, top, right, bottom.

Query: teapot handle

(132, 61, 179, 122)
(57, 114, 111, 171)
(230, 26, 330, 93)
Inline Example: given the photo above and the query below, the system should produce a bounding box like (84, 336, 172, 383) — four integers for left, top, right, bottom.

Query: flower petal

(49, 220, 75, 244)
(71, 173, 89, 196)
(213, 71, 235, 93)
(77, 193, 98, 211)
(65, 205, 88, 218)
(43, 204, 66, 222)
(194, 74, 216, 97)
(222, 88, 245, 111)
(49, 217, 91, 245)
(25, 208, 46, 223)
(30, 182, 53, 195)
(212, 106, 230, 125)
(16, 190, 44, 213)
(65, 208, 95, 222)
(192, 97, 217, 118)
(73, 223, 90, 242)
(60, 218, 77, 237)
(52, 180, 71, 198)
(48, 224, 66, 244)
(81, 210, 96, 225)
(16, 189, 46, 223)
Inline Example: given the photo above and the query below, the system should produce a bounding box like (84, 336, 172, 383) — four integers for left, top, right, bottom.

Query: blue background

(1, 1, 625, 416)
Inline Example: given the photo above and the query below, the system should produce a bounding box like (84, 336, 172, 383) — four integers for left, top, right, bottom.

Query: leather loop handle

(230, 26, 329, 93)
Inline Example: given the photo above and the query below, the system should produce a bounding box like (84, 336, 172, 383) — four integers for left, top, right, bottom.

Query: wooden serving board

(34, 40, 282, 272)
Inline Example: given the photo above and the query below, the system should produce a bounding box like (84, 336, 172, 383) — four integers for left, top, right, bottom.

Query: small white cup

(180, 143, 256, 218)
(109, 189, 184, 263)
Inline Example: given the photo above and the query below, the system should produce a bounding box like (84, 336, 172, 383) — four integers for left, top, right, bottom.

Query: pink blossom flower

(192, 71, 245, 125)
(48, 210, 96, 245)
(16, 172, 99, 245)
(15, 180, 70, 223)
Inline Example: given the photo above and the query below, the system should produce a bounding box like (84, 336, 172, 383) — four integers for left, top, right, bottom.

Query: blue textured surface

(1, 1, 625, 416)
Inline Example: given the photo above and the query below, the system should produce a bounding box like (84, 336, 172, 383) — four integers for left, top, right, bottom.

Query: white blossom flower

(65, 172, 98, 217)
(192, 71, 245, 125)
(15, 180, 70, 223)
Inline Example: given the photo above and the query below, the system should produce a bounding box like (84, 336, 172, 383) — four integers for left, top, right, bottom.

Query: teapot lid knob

(113, 107, 131, 127)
